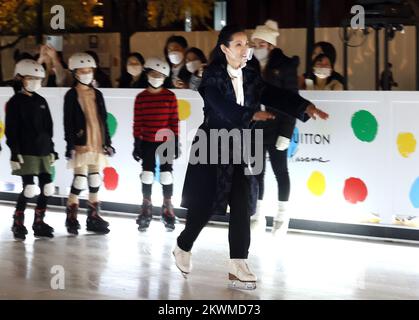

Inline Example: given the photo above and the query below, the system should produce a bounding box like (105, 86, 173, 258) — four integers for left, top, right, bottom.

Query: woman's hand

(305, 104, 329, 120)
(252, 111, 276, 121)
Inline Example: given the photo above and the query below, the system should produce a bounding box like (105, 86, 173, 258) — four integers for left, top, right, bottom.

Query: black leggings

(177, 165, 251, 259)
(141, 141, 173, 199)
(16, 173, 53, 212)
(256, 144, 290, 202)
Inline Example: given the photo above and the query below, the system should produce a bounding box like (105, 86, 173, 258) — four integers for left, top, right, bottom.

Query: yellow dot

(178, 99, 191, 121)
(397, 132, 416, 158)
(0, 120, 4, 140)
(307, 171, 326, 196)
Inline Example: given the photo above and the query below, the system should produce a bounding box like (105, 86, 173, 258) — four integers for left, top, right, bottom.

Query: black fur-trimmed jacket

(63, 87, 112, 155)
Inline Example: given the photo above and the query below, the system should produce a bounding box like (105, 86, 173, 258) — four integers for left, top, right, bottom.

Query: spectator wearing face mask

(184, 47, 208, 91)
(303, 54, 344, 91)
(119, 52, 148, 89)
(300, 41, 345, 90)
(164, 35, 192, 89)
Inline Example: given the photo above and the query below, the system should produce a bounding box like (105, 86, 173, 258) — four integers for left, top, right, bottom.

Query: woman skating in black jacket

(173, 25, 329, 290)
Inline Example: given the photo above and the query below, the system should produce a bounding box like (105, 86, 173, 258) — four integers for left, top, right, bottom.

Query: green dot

(107, 113, 118, 138)
(351, 110, 378, 143)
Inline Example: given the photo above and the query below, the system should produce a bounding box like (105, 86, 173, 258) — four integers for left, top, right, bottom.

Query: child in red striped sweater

(133, 57, 180, 232)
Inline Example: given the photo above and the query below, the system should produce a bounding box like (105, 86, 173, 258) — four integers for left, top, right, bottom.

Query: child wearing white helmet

(132, 57, 180, 232)
(63, 52, 115, 235)
(5, 59, 58, 240)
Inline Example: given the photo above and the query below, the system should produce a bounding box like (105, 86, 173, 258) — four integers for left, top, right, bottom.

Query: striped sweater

(133, 88, 179, 142)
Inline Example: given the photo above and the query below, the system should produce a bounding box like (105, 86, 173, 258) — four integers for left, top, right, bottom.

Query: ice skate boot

(136, 199, 153, 232)
(65, 204, 81, 235)
(12, 211, 28, 241)
(228, 259, 257, 290)
(173, 245, 192, 278)
(32, 209, 54, 238)
(161, 201, 176, 231)
(86, 202, 110, 234)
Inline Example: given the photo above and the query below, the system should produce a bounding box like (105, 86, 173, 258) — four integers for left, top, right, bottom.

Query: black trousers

(256, 144, 290, 202)
(16, 173, 53, 212)
(141, 141, 173, 198)
(177, 165, 251, 259)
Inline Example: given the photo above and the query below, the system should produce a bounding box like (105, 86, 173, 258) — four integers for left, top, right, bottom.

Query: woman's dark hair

(185, 47, 208, 64)
(127, 52, 145, 66)
(313, 41, 337, 67)
(164, 35, 188, 65)
(209, 25, 246, 66)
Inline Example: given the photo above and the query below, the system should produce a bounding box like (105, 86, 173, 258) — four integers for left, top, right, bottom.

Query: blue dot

(288, 127, 299, 158)
(409, 177, 419, 208)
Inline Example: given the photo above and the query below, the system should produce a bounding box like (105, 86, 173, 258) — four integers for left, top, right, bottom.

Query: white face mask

(254, 47, 269, 61)
(148, 76, 165, 88)
(77, 72, 94, 85)
(186, 60, 202, 74)
(168, 51, 184, 65)
(314, 67, 332, 79)
(127, 65, 143, 77)
(24, 79, 42, 92)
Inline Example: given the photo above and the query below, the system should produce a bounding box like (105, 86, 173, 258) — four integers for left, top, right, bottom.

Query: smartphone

(45, 35, 63, 51)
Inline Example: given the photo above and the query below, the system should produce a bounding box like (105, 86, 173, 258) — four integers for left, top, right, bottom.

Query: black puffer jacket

(5, 92, 56, 157)
(63, 87, 112, 155)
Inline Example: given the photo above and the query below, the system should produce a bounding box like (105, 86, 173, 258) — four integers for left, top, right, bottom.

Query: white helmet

(14, 59, 45, 78)
(144, 57, 170, 77)
(68, 52, 96, 71)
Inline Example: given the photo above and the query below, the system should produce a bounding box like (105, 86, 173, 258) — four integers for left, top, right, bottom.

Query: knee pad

(72, 175, 87, 191)
(160, 171, 173, 185)
(88, 172, 102, 188)
(23, 184, 40, 198)
(43, 183, 55, 197)
(140, 171, 154, 185)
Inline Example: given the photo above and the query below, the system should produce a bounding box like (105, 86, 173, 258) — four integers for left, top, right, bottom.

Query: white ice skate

(173, 245, 192, 279)
(228, 259, 257, 290)
(272, 201, 290, 236)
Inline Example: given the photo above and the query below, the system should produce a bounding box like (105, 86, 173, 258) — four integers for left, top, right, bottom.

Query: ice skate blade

(172, 252, 190, 279)
(86, 228, 110, 234)
(34, 234, 54, 239)
(228, 274, 257, 290)
(66, 228, 79, 235)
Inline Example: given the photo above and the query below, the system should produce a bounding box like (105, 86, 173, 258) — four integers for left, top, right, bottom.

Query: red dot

(343, 178, 368, 204)
(103, 167, 119, 191)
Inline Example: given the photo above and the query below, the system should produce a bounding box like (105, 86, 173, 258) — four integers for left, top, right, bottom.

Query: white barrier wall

(0, 88, 418, 229)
